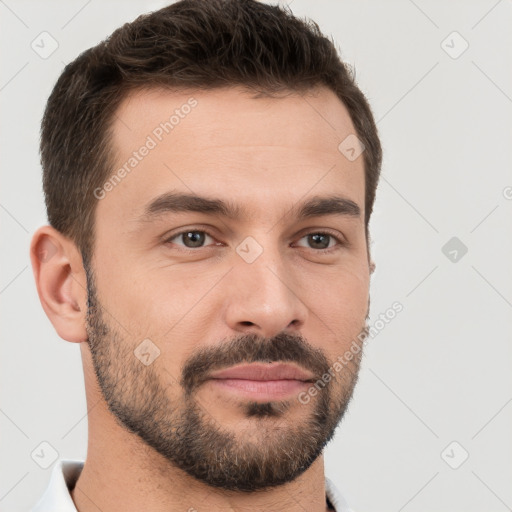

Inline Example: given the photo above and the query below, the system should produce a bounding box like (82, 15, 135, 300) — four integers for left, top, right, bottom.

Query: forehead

(99, 85, 365, 224)
(111, 86, 359, 159)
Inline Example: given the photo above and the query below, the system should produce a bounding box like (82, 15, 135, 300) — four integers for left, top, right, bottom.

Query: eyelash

(163, 228, 346, 254)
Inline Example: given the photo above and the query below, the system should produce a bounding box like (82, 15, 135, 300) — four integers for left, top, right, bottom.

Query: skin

(31, 85, 373, 512)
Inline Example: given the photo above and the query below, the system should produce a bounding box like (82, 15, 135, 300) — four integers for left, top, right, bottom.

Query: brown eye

(298, 231, 345, 253)
(167, 230, 215, 248)
(307, 233, 331, 249)
(296, 232, 340, 251)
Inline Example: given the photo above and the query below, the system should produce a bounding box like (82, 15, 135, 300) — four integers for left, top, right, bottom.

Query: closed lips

(208, 362, 315, 382)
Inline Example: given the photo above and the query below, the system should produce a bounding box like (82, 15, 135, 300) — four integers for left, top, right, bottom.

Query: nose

(222, 244, 309, 339)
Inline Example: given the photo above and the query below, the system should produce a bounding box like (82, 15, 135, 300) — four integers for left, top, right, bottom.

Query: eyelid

(163, 226, 347, 253)
(293, 229, 347, 252)
(163, 226, 220, 247)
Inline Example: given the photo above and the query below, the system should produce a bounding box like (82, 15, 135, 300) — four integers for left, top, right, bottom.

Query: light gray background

(1, 1, 511, 511)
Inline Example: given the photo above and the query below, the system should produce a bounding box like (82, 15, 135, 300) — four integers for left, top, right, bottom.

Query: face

(85, 86, 370, 491)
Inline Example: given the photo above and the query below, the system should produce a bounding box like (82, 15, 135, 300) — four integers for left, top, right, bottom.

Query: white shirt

(31, 459, 355, 512)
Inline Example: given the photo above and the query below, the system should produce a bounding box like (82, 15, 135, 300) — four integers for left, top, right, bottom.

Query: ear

(30, 226, 88, 343)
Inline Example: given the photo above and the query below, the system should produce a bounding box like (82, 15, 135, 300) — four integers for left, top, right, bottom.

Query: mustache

(180, 331, 331, 394)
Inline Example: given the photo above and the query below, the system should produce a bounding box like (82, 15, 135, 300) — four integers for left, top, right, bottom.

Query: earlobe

(30, 226, 88, 343)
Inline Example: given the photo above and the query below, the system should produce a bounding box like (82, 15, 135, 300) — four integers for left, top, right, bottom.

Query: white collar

(32, 460, 355, 512)
(31, 460, 83, 512)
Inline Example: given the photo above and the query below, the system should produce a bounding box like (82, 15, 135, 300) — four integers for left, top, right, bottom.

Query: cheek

(309, 258, 369, 305)
(311, 265, 369, 346)
(339, 269, 369, 320)
(92, 258, 159, 339)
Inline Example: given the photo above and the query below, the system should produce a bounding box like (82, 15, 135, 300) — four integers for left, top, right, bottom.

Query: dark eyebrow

(292, 195, 361, 220)
(139, 192, 361, 223)
(141, 192, 244, 221)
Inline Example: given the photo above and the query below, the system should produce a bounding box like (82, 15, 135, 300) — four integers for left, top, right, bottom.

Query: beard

(84, 262, 368, 492)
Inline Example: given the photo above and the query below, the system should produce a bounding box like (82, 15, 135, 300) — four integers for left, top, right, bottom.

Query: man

(30, 0, 382, 510)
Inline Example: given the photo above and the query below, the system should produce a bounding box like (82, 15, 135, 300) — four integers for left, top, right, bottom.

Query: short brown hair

(41, 0, 382, 261)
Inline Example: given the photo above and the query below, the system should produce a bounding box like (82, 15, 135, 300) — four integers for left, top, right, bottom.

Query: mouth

(207, 362, 315, 401)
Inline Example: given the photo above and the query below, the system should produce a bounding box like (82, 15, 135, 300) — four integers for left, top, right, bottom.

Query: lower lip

(208, 378, 311, 401)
